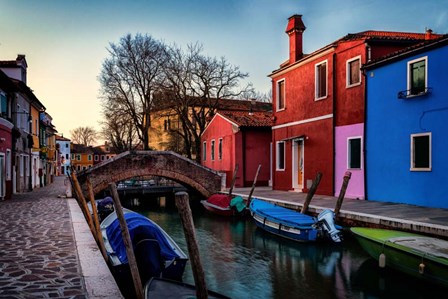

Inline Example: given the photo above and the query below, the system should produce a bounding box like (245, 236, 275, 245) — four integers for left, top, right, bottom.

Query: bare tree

(70, 126, 97, 146)
(99, 107, 141, 152)
(98, 33, 168, 150)
(160, 43, 253, 162)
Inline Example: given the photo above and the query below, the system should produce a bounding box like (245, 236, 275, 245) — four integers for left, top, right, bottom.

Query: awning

(281, 134, 306, 141)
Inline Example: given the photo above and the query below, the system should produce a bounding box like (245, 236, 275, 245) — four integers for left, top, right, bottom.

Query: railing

(397, 87, 432, 99)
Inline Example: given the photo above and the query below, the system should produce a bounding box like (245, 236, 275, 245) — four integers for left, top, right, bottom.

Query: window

(218, 138, 223, 160)
(20, 155, 24, 177)
(276, 141, 285, 170)
(277, 79, 285, 111)
(411, 133, 431, 171)
(88, 155, 92, 161)
(0, 154, 5, 197)
(408, 57, 427, 96)
(211, 140, 215, 161)
(71, 154, 74, 160)
(94, 155, 99, 161)
(101, 155, 105, 161)
(76, 155, 81, 161)
(66, 154, 69, 160)
(347, 56, 361, 87)
(65, 143, 68, 148)
(348, 137, 362, 169)
(0, 93, 7, 117)
(202, 141, 207, 161)
(315, 60, 327, 100)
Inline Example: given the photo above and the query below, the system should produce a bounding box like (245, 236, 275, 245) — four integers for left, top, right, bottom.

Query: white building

(56, 135, 71, 176)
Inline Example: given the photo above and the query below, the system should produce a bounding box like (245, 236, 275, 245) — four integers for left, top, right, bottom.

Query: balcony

(398, 87, 432, 99)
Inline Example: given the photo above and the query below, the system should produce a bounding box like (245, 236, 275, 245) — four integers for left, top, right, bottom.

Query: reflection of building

(56, 135, 71, 176)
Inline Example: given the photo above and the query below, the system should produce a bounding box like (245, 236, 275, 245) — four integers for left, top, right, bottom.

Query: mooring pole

(228, 164, 239, 197)
(109, 183, 144, 299)
(247, 164, 261, 206)
(300, 172, 322, 214)
(334, 171, 352, 218)
(175, 191, 208, 299)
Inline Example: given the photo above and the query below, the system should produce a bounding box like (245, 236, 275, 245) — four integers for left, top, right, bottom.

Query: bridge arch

(76, 151, 224, 198)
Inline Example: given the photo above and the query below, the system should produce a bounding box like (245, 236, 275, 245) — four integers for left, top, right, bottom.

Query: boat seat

(135, 238, 164, 284)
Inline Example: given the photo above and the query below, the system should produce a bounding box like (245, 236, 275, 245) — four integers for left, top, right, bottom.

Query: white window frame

(202, 141, 207, 161)
(211, 139, 215, 161)
(410, 132, 431, 171)
(218, 138, 223, 160)
(276, 141, 285, 171)
(0, 153, 5, 198)
(347, 136, 362, 170)
(407, 56, 428, 97)
(346, 56, 362, 88)
(276, 79, 286, 111)
(315, 60, 328, 100)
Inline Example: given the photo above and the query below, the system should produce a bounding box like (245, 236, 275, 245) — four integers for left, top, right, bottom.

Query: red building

(269, 15, 438, 196)
(202, 109, 272, 188)
(0, 70, 15, 200)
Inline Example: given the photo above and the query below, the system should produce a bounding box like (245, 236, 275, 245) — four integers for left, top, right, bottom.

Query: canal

(122, 196, 446, 299)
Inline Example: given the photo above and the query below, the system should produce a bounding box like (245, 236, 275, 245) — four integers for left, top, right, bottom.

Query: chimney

(425, 28, 433, 40)
(285, 15, 306, 64)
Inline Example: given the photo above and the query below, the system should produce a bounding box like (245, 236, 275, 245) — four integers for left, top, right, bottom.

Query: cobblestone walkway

(0, 177, 87, 299)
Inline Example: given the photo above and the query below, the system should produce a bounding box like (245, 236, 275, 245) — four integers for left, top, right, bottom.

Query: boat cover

(250, 198, 316, 228)
(207, 194, 233, 208)
(230, 196, 245, 213)
(106, 212, 180, 264)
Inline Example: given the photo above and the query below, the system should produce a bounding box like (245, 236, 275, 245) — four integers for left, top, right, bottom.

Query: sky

(1, 0, 448, 141)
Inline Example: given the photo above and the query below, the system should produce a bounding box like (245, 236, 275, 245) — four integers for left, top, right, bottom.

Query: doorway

(292, 138, 304, 191)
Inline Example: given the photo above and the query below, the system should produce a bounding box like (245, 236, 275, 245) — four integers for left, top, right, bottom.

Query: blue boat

(100, 208, 188, 288)
(249, 198, 342, 242)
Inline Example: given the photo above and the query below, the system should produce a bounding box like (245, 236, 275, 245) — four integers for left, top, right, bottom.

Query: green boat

(351, 227, 448, 288)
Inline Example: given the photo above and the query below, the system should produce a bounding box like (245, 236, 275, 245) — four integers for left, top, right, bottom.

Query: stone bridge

(76, 151, 224, 198)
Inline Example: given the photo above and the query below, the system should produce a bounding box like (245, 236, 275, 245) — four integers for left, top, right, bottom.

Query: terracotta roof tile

(219, 110, 273, 127)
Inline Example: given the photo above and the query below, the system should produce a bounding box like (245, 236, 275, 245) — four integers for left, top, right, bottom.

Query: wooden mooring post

(300, 172, 322, 214)
(228, 164, 239, 197)
(175, 191, 208, 299)
(109, 183, 144, 299)
(334, 171, 352, 218)
(247, 164, 261, 206)
(86, 178, 108, 262)
(70, 171, 95, 235)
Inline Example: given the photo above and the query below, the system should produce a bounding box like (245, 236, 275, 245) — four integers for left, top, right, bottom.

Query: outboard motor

(97, 197, 114, 222)
(317, 209, 342, 242)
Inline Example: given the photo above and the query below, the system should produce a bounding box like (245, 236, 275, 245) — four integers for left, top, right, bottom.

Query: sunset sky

(1, 0, 447, 141)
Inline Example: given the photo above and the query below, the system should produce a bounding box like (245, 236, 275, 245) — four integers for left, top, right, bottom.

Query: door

(292, 139, 304, 191)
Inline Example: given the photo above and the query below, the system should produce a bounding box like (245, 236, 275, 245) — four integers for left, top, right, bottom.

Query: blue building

(365, 35, 448, 209)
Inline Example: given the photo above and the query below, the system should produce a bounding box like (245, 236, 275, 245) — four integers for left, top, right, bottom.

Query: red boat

(200, 194, 245, 217)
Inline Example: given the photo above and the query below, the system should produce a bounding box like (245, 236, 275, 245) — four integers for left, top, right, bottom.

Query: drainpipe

(332, 52, 337, 196)
(362, 44, 370, 200)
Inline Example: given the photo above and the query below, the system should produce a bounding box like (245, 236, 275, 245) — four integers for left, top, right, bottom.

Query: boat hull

(249, 198, 320, 242)
(351, 227, 448, 287)
(201, 200, 235, 217)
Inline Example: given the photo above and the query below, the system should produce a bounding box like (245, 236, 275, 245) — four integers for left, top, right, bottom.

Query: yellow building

(71, 143, 94, 172)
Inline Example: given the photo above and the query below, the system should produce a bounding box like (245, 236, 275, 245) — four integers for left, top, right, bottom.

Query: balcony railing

(398, 87, 432, 99)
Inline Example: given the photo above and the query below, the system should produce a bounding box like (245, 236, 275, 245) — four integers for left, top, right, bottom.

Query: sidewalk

(232, 186, 448, 239)
(0, 176, 122, 299)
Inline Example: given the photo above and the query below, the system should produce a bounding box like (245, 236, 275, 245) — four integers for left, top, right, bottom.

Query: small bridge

(76, 151, 224, 198)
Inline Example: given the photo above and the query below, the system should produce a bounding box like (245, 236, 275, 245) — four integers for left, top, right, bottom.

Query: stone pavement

(0, 176, 122, 299)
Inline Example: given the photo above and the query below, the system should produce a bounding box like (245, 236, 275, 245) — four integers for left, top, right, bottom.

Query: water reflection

(126, 197, 447, 299)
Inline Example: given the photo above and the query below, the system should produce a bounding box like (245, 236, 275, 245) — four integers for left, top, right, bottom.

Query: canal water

(123, 197, 447, 299)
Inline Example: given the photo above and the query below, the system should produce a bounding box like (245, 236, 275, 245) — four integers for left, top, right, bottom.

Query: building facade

(56, 135, 71, 176)
(365, 36, 448, 208)
(202, 110, 272, 188)
(269, 14, 440, 197)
